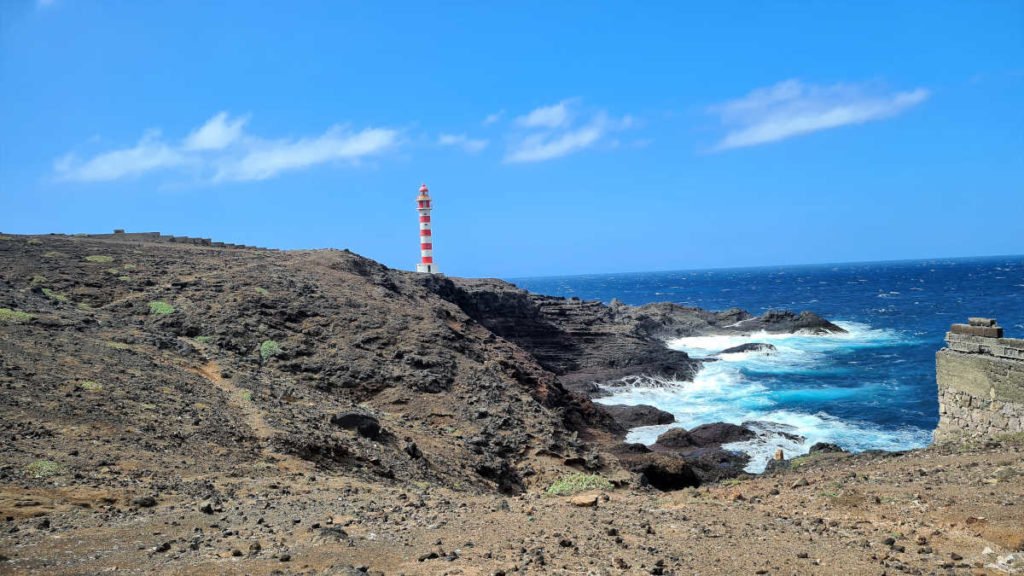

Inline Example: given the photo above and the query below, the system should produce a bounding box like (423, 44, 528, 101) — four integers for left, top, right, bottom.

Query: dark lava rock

(601, 404, 675, 429)
(132, 496, 157, 508)
(616, 452, 700, 490)
(652, 427, 695, 449)
(734, 310, 845, 335)
(653, 423, 754, 450)
(719, 343, 776, 355)
(682, 448, 750, 484)
(808, 442, 846, 454)
(687, 423, 755, 446)
(330, 412, 382, 439)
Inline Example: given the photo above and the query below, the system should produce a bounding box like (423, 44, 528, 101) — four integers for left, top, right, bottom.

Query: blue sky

(2, 1, 1022, 277)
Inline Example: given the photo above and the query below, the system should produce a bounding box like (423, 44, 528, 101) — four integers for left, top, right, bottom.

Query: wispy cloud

(54, 113, 400, 184)
(55, 131, 189, 182)
(505, 100, 632, 163)
(183, 112, 248, 151)
(516, 100, 574, 129)
(482, 111, 504, 126)
(708, 79, 930, 151)
(216, 127, 398, 182)
(437, 133, 488, 154)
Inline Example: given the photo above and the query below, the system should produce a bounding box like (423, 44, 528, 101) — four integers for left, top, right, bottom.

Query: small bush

(259, 339, 282, 360)
(104, 268, 120, 275)
(255, 287, 269, 296)
(240, 390, 253, 402)
(30, 275, 47, 285)
(85, 255, 114, 263)
(43, 251, 64, 258)
(77, 302, 94, 311)
(0, 308, 34, 324)
(194, 335, 212, 344)
(148, 301, 175, 315)
(545, 473, 613, 496)
(106, 341, 132, 350)
(122, 263, 136, 270)
(79, 381, 103, 391)
(27, 238, 42, 245)
(26, 460, 63, 478)
(42, 288, 68, 303)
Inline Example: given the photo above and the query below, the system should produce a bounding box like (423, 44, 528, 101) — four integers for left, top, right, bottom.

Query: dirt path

(191, 356, 311, 474)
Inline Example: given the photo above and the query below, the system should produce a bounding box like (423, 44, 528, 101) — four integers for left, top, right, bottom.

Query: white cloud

(516, 100, 574, 129)
(438, 133, 489, 154)
(504, 100, 632, 163)
(183, 112, 248, 151)
(55, 131, 188, 182)
(215, 126, 398, 182)
(708, 79, 930, 151)
(54, 114, 401, 184)
(482, 111, 504, 126)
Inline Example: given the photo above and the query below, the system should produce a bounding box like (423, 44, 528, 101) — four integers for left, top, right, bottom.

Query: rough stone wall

(934, 320, 1024, 442)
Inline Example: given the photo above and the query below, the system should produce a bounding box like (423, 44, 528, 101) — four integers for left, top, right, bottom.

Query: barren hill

(1, 234, 1020, 575)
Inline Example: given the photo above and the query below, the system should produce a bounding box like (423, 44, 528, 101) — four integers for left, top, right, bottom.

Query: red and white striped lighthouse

(416, 183, 436, 273)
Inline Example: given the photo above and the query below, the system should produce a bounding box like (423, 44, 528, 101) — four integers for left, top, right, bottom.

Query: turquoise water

(513, 256, 1024, 471)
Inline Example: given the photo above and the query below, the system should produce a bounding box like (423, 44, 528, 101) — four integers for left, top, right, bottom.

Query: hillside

(1, 233, 1021, 575)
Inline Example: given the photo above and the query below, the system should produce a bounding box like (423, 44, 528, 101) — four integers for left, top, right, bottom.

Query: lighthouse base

(416, 263, 437, 274)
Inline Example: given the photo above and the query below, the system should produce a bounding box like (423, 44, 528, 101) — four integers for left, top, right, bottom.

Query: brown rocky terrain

(1, 233, 1021, 575)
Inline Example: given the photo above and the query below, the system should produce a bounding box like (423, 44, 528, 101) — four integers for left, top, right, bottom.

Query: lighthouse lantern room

(416, 183, 436, 273)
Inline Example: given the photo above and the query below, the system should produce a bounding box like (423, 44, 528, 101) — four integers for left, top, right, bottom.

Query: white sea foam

(596, 321, 931, 473)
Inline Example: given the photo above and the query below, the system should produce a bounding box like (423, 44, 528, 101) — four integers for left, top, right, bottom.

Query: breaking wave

(595, 321, 933, 473)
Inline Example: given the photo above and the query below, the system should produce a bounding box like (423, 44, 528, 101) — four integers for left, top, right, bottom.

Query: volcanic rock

(719, 343, 777, 355)
(601, 404, 675, 429)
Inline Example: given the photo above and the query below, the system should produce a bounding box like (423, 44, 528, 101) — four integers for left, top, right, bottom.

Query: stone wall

(80, 230, 272, 251)
(934, 318, 1024, 442)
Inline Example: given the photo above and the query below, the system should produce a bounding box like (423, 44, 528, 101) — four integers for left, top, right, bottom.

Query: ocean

(513, 256, 1024, 472)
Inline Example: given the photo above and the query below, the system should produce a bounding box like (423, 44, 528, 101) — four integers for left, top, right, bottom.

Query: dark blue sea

(513, 256, 1024, 471)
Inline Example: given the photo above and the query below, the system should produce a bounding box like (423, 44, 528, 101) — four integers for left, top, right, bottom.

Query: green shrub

(85, 255, 114, 263)
(79, 381, 103, 391)
(122, 263, 136, 270)
(259, 339, 282, 360)
(545, 473, 613, 496)
(255, 287, 269, 296)
(26, 460, 63, 478)
(240, 390, 253, 402)
(104, 268, 120, 275)
(27, 238, 42, 245)
(148, 301, 175, 315)
(42, 288, 68, 303)
(0, 308, 33, 324)
(42, 251, 63, 258)
(194, 336, 212, 344)
(106, 341, 132, 350)
(77, 302, 94, 311)
(30, 275, 47, 285)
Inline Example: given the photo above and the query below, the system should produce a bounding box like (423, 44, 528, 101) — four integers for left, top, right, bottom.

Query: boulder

(808, 442, 846, 454)
(601, 404, 675, 429)
(653, 423, 754, 450)
(719, 343, 777, 355)
(682, 448, 750, 484)
(618, 452, 700, 491)
(688, 422, 756, 445)
(329, 412, 381, 439)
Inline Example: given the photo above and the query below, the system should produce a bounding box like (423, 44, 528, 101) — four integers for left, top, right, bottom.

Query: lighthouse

(416, 183, 436, 273)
